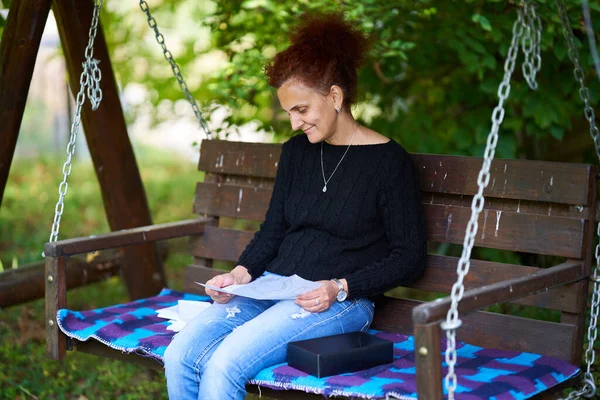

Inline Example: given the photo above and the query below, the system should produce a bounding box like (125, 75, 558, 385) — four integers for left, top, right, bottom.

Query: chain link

(138, 0, 212, 139)
(520, 1, 542, 90)
(442, 3, 541, 398)
(46, 0, 104, 250)
(556, 0, 600, 398)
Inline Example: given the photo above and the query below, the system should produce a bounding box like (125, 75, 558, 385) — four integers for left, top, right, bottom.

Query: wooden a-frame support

(0, 0, 166, 300)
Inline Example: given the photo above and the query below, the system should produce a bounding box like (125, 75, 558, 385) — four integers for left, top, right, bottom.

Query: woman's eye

(298, 108, 307, 114)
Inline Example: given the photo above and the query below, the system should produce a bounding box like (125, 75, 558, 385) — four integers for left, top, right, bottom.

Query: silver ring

(315, 298, 319, 306)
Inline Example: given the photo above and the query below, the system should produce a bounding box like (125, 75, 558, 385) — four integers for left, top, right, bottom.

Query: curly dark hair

(264, 11, 371, 111)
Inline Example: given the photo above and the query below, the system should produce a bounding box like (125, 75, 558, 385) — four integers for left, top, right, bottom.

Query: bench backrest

(184, 140, 597, 365)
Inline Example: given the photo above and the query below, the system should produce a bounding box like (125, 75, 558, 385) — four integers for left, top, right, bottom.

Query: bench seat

(46, 140, 597, 399)
(56, 288, 580, 400)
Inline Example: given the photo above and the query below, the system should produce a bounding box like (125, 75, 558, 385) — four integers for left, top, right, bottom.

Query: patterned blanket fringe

(249, 380, 414, 400)
(56, 313, 163, 366)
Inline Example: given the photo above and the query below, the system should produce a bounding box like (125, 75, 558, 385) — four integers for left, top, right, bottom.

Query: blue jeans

(163, 295, 375, 400)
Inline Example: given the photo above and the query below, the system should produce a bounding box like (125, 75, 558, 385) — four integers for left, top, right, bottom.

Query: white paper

(178, 300, 210, 321)
(196, 274, 322, 300)
(166, 320, 187, 332)
(156, 304, 180, 320)
(156, 300, 212, 332)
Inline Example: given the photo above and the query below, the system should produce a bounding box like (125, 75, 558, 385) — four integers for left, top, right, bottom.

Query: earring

(335, 107, 341, 113)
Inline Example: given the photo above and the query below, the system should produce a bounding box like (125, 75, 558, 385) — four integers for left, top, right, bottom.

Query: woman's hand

(205, 265, 252, 304)
(295, 280, 339, 313)
(205, 273, 236, 304)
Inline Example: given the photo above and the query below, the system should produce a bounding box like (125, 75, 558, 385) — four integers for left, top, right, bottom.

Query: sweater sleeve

(344, 154, 427, 299)
(236, 140, 292, 280)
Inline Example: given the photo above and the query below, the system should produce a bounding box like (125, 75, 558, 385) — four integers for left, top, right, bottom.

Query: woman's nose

(290, 116, 303, 131)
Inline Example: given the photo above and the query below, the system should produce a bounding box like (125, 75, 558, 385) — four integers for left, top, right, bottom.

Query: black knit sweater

(237, 134, 427, 299)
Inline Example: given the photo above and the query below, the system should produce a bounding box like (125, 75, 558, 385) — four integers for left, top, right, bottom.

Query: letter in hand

(205, 273, 236, 304)
(295, 280, 339, 313)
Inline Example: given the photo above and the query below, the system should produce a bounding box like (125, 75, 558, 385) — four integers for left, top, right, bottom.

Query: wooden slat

(194, 182, 271, 221)
(425, 192, 591, 220)
(413, 154, 592, 206)
(195, 179, 592, 223)
(424, 204, 586, 258)
(190, 226, 254, 262)
(205, 172, 275, 189)
(45, 256, 67, 360)
(192, 193, 586, 258)
(199, 140, 282, 178)
(373, 298, 576, 363)
(199, 141, 593, 205)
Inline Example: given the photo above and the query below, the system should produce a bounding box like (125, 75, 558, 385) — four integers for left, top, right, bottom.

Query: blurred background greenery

(1, 0, 599, 398)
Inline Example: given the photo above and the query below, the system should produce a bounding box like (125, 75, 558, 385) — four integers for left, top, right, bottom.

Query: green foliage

(98, 0, 600, 160)
(0, 146, 198, 266)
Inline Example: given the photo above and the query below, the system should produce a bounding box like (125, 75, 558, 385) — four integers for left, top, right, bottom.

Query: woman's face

(277, 80, 338, 144)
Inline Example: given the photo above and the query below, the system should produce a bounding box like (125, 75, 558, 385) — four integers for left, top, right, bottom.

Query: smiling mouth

(304, 126, 314, 134)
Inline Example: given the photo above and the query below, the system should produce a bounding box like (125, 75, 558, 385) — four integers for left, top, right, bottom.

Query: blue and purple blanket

(57, 289, 579, 399)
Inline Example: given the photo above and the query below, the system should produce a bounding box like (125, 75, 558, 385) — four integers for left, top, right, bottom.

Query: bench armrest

(412, 261, 584, 325)
(44, 217, 211, 257)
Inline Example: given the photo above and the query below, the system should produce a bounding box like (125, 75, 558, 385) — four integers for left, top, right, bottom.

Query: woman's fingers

(205, 274, 235, 303)
(296, 281, 337, 312)
(295, 290, 334, 313)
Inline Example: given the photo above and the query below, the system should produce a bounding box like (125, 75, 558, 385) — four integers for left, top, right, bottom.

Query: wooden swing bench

(45, 139, 597, 399)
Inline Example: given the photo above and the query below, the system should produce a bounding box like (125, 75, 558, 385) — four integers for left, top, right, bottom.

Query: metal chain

(138, 0, 212, 139)
(520, 1, 542, 90)
(556, 0, 600, 398)
(442, 3, 542, 398)
(46, 0, 104, 249)
(85, 58, 103, 110)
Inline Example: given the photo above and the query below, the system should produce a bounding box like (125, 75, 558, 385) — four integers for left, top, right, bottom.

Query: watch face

(336, 290, 348, 302)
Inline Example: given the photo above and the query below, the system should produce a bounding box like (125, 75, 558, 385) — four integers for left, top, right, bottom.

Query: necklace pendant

(322, 185, 327, 193)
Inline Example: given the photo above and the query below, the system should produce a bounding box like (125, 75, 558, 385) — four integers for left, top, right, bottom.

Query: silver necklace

(320, 128, 356, 193)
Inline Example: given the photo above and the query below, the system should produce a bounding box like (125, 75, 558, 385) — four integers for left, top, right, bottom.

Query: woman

(164, 11, 427, 400)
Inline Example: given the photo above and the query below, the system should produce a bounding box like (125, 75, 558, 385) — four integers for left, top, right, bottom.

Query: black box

(287, 332, 394, 378)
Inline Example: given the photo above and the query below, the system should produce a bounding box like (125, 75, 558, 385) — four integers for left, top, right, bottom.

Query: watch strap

(331, 278, 344, 293)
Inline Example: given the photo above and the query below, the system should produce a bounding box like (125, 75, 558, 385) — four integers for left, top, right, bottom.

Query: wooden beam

(0, 0, 53, 208)
(414, 323, 443, 400)
(52, 0, 165, 300)
(412, 261, 584, 325)
(0, 250, 121, 308)
(567, 166, 598, 364)
(44, 218, 209, 257)
(45, 255, 67, 360)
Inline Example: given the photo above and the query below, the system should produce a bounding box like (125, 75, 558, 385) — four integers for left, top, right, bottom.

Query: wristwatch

(331, 278, 348, 302)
